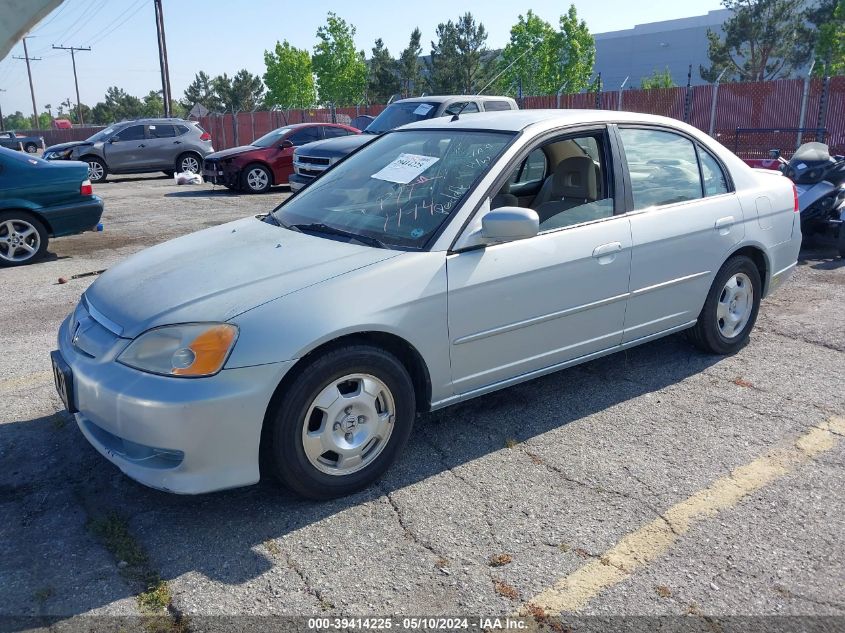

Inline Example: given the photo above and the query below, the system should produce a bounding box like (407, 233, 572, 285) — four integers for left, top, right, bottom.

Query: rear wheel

(241, 163, 272, 193)
(687, 255, 761, 355)
(84, 156, 108, 183)
(0, 211, 49, 267)
(24, 142, 38, 153)
(265, 344, 415, 499)
(176, 152, 201, 174)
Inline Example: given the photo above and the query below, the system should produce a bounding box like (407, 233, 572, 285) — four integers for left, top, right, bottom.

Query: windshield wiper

(289, 222, 388, 249)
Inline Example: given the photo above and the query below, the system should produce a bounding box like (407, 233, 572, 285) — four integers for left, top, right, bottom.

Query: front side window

(619, 128, 703, 209)
(698, 147, 729, 196)
(513, 149, 546, 184)
(113, 125, 145, 142)
(273, 130, 514, 249)
(323, 126, 353, 139)
(287, 127, 322, 146)
(252, 127, 294, 148)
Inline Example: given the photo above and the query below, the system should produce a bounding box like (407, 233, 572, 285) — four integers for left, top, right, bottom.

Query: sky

(0, 0, 723, 117)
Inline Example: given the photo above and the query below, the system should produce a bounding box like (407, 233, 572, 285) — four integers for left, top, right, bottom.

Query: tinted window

(698, 147, 729, 196)
(174, 125, 190, 136)
(444, 102, 480, 115)
(483, 100, 513, 112)
(287, 127, 322, 146)
(113, 125, 145, 142)
(364, 102, 440, 133)
(252, 126, 294, 148)
(323, 126, 353, 139)
(619, 128, 702, 209)
(148, 124, 176, 138)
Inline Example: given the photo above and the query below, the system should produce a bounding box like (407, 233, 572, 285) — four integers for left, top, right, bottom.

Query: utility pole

(0, 88, 6, 131)
(13, 37, 41, 129)
(52, 45, 91, 125)
(153, 0, 173, 117)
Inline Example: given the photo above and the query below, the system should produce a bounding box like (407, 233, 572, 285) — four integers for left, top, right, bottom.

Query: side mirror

(108, 137, 117, 144)
(481, 207, 539, 242)
(280, 139, 293, 149)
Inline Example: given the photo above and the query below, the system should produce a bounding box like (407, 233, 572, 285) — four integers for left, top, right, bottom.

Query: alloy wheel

(716, 272, 753, 339)
(301, 373, 396, 476)
(88, 160, 104, 181)
(0, 218, 41, 263)
(246, 167, 269, 192)
(180, 155, 200, 173)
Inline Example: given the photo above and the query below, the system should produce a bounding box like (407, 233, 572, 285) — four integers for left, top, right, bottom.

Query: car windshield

(364, 102, 441, 134)
(252, 127, 294, 148)
(271, 129, 514, 249)
(86, 127, 116, 142)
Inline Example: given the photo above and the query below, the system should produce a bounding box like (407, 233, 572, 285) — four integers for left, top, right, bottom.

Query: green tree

(398, 28, 423, 97)
(3, 111, 30, 130)
(497, 6, 594, 97)
(701, 0, 814, 81)
(368, 38, 400, 103)
(312, 12, 368, 106)
(264, 40, 316, 109)
(182, 71, 222, 111)
(813, 0, 845, 75)
(213, 70, 265, 111)
(640, 67, 676, 89)
(428, 13, 493, 94)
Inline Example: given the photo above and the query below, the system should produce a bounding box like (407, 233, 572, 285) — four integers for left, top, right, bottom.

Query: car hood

(205, 145, 263, 160)
(45, 140, 92, 153)
(295, 134, 373, 158)
(84, 216, 399, 339)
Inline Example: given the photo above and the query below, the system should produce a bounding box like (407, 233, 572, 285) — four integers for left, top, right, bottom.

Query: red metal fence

(14, 76, 844, 157)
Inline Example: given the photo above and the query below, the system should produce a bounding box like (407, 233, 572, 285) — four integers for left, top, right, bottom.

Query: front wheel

(266, 344, 416, 499)
(687, 255, 761, 355)
(0, 211, 49, 267)
(85, 157, 108, 183)
(240, 164, 272, 193)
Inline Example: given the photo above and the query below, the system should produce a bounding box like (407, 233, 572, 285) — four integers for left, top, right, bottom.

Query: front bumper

(202, 159, 240, 188)
(57, 312, 294, 494)
(289, 173, 313, 193)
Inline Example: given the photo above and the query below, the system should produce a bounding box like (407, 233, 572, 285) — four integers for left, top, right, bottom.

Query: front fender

(225, 251, 453, 404)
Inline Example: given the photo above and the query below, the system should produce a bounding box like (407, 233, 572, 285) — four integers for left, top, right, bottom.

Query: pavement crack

(384, 490, 440, 557)
(282, 551, 335, 611)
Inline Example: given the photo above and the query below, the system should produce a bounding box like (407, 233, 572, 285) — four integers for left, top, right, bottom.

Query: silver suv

(43, 118, 214, 183)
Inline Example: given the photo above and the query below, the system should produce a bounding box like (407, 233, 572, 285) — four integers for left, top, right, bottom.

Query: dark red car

(202, 123, 359, 193)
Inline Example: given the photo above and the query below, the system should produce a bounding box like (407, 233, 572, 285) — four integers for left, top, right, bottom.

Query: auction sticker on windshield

(371, 153, 440, 184)
(413, 103, 434, 116)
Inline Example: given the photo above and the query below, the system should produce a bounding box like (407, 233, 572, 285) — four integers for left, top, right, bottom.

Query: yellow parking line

(0, 371, 53, 394)
(520, 417, 845, 616)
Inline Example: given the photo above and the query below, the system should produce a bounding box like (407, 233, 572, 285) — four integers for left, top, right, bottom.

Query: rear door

(616, 125, 743, 343)
(144, 123, 180, 168)
(103, 124, 147, 170)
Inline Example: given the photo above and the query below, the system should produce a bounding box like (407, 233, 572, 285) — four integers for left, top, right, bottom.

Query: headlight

(117, 323, 238, 377)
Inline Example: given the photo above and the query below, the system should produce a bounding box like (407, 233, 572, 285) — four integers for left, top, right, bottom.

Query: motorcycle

(783, 142, 845, 257)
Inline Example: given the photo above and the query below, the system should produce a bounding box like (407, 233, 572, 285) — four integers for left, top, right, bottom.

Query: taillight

(81, 179, 93, 196)
(200, 132, 211, 141)
(792, 184, 799, 212)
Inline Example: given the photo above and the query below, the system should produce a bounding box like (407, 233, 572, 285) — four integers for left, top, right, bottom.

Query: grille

(298, 155, 330, 166)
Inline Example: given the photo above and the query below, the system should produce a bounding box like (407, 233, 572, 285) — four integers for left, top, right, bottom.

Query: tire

(0, 211, 49, 267)
(84, 156, 108, 183)
(240, 163, 272, 193)
(176, 152, 201, 174)
(837, 224, 845, 259)
(687, 255, 761, 355)
(266, 344, 416, 499)
(24, 142, 38, 153)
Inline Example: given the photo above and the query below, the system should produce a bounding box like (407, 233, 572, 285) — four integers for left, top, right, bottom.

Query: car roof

(399, 109, 697, 133)
(395, 95, 516, 104)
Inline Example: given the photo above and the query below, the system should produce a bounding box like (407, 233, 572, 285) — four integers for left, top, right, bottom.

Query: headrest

(551, 156, 597, 201)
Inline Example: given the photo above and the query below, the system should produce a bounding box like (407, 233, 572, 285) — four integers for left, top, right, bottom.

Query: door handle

(715, 216, 734, 234)
(137, 144, 146, 148)
(592, 242, 623, 258)
(173, 140, 182, 144)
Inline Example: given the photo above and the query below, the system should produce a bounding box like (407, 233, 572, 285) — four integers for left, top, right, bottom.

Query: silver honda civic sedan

(52, 110, 801, 498)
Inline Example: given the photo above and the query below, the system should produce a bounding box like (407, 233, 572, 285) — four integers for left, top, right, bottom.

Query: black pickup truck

(289, 95, 518, 192)
(0, 131, 44, 153)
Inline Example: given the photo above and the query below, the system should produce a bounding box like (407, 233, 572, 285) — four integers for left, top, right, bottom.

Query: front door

(447, 128, 631, 395)
(103, 124, 147, 171)
(616, 126, 744, 343)
(276, 126, 323, 184)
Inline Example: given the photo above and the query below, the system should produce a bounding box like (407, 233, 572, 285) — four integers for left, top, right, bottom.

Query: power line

(12, 37, 41, 128)
(52, 45, 91, 124)
(85, 0, 148, 48)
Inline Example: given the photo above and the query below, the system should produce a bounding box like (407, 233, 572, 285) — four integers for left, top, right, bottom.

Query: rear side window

(698, 147, 729, 196)
(148, 124, 176, 138)
(619, 128, 703, 210)
(483, 100, 513, 111)
(323, 127, 353, 139)
(174, 125, 190, 136)
(113, 125, 145, 142)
